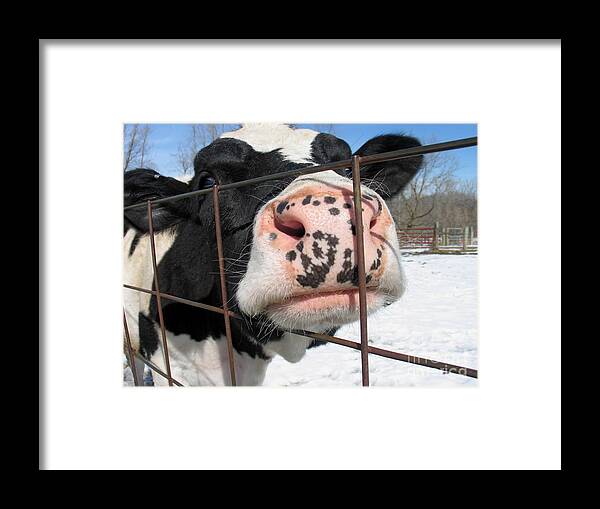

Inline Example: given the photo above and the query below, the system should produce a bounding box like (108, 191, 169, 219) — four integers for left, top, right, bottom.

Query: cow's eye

(198, 173, 217, 189)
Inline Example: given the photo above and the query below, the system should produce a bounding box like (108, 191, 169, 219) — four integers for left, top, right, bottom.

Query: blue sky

(136, 123, 477, 181)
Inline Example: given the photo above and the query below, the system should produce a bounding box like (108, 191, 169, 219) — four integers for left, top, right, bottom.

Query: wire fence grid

(123, 136, 479, 386)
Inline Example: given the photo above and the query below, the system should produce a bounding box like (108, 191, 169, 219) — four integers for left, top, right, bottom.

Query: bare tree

(137, 125, 152, 168)
(123, 124, 154, 171)
(389, 150, 459, 228)
(173, 124, 239, 175)
(429, 178, 478, 232)
(123, 124, 139, 171)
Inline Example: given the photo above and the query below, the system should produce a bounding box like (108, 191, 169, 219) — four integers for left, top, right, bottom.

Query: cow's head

(125, 124, 423, 362)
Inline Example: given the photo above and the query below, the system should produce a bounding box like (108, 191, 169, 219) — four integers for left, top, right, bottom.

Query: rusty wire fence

(123, 136, 479, 387)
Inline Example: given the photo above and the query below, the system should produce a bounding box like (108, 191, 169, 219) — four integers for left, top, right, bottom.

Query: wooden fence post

(432, 222, 439, 251)
(462, 226, 468, 252)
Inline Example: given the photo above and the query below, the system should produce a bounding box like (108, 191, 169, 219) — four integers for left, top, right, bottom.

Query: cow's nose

(273, 192, 380, 243)
(268, 189, 389, 290)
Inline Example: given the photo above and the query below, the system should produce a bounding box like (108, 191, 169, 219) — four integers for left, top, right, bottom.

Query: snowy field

(264, 252, 478, 387)
(124, 252, 478, 387)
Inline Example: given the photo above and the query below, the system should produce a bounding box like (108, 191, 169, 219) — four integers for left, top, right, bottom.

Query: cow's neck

(148, 331, 272, 386)
(145, 330, 314, 386)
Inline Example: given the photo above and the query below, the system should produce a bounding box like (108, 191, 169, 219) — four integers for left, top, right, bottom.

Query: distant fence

(397, 224, 478, 252)
(397, 227, 436, 248)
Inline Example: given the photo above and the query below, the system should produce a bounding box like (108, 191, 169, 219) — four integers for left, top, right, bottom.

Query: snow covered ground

(263, 252, 478, 387)
(124, 252, 478, 387)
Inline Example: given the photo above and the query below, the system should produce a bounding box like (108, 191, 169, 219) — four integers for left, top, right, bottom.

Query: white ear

(264, 332, 311, 363)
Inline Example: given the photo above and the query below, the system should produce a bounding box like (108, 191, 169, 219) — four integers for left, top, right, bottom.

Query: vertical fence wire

(212, 186, 237, 386)
(147, 201, 174, 386)
(123, 311, 140, 386)
(351, 155, 370, 387)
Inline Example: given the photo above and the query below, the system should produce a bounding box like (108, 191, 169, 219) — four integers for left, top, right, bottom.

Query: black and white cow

(124, 124, 423, 386)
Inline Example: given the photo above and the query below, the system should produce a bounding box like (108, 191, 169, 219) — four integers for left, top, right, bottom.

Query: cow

(123, 124, 423, 386)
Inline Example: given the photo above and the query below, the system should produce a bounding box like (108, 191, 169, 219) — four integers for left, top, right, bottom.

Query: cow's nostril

(274, 217, 306, 239)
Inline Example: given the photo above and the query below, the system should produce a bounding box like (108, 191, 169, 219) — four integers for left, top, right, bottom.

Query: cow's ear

(124, 169, 190, 232)
(353, 134, 424, 199)
(310, 133, 352, 164)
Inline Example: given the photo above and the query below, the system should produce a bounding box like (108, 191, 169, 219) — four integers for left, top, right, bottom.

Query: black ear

(124, 168, 190, 232)
(310, 133, 352, 165)
(353, 134, 424, 199)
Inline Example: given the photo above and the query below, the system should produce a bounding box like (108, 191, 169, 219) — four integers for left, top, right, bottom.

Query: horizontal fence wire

(123, 306, 182, 386)
(124, 137, 477, 211)
(133, 350, 184, 387)
(123, 136, 478, 385)
(123, 285, 478, 380)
